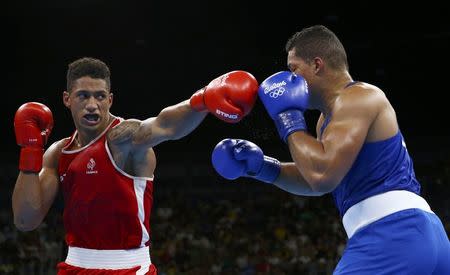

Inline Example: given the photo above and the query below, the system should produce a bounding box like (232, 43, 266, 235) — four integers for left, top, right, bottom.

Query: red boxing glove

(14, 102, 54, 173)
(190, 70, 258, 123)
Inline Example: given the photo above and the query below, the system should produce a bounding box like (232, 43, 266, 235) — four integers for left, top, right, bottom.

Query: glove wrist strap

(274, 110, 307, 143)
(189, 88, 207, 112)
(254, 156, 281, 184)
(19, 147, 43, 173)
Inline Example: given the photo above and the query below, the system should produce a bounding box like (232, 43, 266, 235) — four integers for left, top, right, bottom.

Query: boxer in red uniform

(12, 57, 258, 274)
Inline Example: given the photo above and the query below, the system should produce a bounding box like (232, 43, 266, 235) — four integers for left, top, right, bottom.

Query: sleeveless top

(58, 117, 154, 249)
(320, 99, 421, 217)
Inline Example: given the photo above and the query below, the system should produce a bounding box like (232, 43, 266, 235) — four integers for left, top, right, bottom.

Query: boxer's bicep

(319, 91, 381, 188)
(39, 140, 64, 218)
(107, 118, 161, 147)
(132, 116, 171, 147)
(133, 100, 207, 147)
(108, 119, 141, 144)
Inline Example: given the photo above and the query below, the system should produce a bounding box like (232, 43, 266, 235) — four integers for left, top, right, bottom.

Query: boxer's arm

(262, 113, 325, 196)
(109, 71, 258, 148)
(273, 163, 327, 196)
(141, 99, 208, 146)
(107, 100, 207, 149)
(315, 113, 325, 140)
(286, 87, 382, 193)
(211, 138, 325, 196)
(12, 140, 63, 231)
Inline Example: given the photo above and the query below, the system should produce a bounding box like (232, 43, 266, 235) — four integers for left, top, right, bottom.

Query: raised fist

(190, 71, 258, 123)
(14, 102, 54, 172)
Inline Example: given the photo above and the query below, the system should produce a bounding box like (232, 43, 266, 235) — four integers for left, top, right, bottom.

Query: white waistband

(66, 246, 151, 269)
(342, 190, 433, 239)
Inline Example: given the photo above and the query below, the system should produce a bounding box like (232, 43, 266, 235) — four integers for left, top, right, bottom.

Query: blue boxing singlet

(327, 82, 450, 275)
(319, 116, 421, 217)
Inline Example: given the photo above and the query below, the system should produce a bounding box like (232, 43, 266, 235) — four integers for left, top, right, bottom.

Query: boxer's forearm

(12, 172, 45, 231)
(156, 100, 208, 140)
(134, 100, 208, 146)
(274, 163, 327, 196)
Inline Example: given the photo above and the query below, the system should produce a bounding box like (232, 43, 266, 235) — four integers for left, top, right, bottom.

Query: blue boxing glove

(258, 71, 309, 142)
(211, 138, 281, 184)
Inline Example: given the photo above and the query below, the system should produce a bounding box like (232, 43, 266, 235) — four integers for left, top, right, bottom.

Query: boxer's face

(63, 76, 113, 134)
(287, 49, 314, 84)
(287, 49, 321, 109)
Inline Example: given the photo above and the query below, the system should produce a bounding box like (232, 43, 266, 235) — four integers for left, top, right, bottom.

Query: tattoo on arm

(132, 126, 153, 145)
(108, 120, 141, 144)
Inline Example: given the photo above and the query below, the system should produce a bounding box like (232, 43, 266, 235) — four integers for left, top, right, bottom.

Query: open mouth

(83, 114, 100, 124)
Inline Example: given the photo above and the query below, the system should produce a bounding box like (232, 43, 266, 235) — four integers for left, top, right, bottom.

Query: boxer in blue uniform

(211, 25, 450, 274)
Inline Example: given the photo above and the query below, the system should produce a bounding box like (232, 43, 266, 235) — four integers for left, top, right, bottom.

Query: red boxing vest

(58, 118, 154, 249)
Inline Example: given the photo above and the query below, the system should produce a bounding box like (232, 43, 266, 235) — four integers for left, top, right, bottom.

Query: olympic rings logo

(269, 87, 285, 98)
